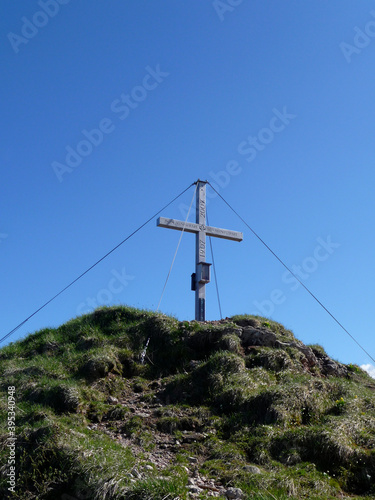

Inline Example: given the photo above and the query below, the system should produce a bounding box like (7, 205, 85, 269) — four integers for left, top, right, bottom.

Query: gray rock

(225, 487, 245, 499)
(286, 341, 317, 367)
(321, 359, 348, 377)
(241, 327, 277, 347)
(243, 464, 261, 474)
(182, 432, 206, 443)
(188, 485, 200, 493)
(232, 317, 260, 328)
(221, 326, 243, 337)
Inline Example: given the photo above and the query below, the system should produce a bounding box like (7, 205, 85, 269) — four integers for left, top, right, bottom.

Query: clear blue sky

(1, 1, 375, 374)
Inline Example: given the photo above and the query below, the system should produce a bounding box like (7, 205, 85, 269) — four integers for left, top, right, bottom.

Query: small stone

(145, 465, 153, 470)
(225, 487, 245, 499)
(182, 432, 206, 443)
(107, 396, 119, 404)
(188, 486, 200, 493)
(243, 465, 261, 474)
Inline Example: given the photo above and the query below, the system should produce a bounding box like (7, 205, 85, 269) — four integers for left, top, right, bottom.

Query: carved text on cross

(157, 218, 243, 242)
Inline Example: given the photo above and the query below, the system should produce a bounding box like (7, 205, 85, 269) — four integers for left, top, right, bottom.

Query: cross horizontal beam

(157, 216, 243, 242)
(157, 180, 243, 321)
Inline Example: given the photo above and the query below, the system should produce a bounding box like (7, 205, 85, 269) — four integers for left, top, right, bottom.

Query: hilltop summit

(1, 306, 374, 499)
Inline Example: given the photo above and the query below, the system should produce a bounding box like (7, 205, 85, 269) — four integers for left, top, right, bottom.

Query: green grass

(1, 306, 375, 499)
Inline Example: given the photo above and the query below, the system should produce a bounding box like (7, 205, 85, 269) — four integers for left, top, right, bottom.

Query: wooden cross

(157, 179, 243, 321)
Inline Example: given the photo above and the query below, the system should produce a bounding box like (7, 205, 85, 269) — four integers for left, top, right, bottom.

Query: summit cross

(157, 179, 243, 321)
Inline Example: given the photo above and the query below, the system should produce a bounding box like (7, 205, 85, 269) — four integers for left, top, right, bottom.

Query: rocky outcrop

(240, 326, 278, 347)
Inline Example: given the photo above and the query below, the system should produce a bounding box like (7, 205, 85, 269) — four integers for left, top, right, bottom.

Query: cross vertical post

(157, 179, 243, 321)
(196, 180, 207, 321)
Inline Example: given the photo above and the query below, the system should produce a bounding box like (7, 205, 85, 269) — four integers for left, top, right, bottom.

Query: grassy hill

(0, 306, 375, 499)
